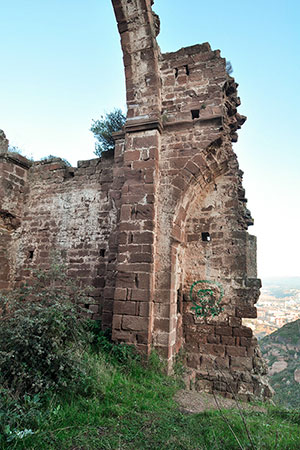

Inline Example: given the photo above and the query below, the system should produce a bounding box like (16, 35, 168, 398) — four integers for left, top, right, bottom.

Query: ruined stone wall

(0, 140, 117, 324)
(0, 0, 272, 401)
(144, 42, 269, 399)
(110, 0, 162, 353)
(0, 137, 30, 290)
(181, 176, 264, 399)
(110, 0, 271, 400)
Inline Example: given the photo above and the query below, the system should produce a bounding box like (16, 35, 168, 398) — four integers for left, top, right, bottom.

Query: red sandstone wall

(152, 44, 245, 359)
(0, 146, 30, 290)
(0, 151, 117, 323)
(0, 1, 272, 401)
(150, 43, 269, 398)
(181, 176, 261, 398)
(111, 0, 162, 353)
(109, 1, 270, 399)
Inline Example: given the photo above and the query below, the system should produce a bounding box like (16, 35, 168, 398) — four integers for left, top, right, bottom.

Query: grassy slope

(2, 348, 300, 450)
(260, 319, 300, 409)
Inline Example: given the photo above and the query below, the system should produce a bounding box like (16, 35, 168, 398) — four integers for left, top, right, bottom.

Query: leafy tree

(91, 109, 126, 157)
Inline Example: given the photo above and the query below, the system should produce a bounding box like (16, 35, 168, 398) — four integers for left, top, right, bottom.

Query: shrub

(88, 321, 142, 367)
(0, 389, 47, 444)
(0, 262, 93, 397)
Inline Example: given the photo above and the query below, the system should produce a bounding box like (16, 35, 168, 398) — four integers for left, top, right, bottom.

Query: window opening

(191, 109, 200, 120)
(202, 232, 211, 242)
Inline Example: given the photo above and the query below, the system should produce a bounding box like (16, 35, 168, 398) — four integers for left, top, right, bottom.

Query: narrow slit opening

(177, 288, 182, 314)
(202, 232, 211, 242)
(191, 109, 200, 120)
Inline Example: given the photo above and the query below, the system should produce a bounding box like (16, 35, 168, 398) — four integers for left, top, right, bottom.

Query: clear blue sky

(0, 0, 299, 278)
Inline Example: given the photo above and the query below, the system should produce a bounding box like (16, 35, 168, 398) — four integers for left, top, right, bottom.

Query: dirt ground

(175, 390, 266, 414)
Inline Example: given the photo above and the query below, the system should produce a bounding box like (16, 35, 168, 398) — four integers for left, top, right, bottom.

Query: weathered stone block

(114, 301, 136, 315)
(122, 315, 148, 331)
(230, 356, 253, 371)
(233, 326, 253, 337)
(226, 346, 247, 357)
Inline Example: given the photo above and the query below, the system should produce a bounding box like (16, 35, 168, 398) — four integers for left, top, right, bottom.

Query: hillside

(244, 277, 300, 338)
(260, 319, 300, 408)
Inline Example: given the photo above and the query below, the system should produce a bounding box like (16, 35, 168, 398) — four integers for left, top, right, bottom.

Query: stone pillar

(111, 0, 162, 352)
(112, 125, 161, 352)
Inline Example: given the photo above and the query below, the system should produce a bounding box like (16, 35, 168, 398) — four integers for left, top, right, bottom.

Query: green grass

(1, 344, 300, 450)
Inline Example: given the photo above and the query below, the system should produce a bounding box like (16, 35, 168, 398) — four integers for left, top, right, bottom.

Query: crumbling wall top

(0, 130, 9, 154)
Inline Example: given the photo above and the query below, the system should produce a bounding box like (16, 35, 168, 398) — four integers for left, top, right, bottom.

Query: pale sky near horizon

(0, 0, 299, 279)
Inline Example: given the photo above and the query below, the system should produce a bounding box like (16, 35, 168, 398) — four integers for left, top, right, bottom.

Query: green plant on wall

(190, 280, 224, 318)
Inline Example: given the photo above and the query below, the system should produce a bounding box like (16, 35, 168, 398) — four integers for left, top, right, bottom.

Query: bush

(0, 389, 47, 444)
(0, 262, 93, 397)
(89, 321, 141, 366)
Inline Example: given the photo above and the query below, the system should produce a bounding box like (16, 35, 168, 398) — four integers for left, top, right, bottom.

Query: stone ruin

(0, 0, 272, 400)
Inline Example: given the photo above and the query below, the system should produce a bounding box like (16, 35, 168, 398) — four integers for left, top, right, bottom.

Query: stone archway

(151, 165, 269, 399)
(179, 174, 258, 397)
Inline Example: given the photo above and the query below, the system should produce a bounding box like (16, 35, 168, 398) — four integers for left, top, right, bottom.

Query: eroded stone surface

(0, 130, 9, 153)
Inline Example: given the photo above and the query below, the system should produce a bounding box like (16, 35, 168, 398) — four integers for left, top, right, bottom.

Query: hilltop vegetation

(1, 331, 300, 449)
(0, 267, 300, 449)
(260, 319, 300, 409)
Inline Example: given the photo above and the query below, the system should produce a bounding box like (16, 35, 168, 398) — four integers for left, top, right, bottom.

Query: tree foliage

(91, 109, 126, 157)
(226, 60, 233, 75)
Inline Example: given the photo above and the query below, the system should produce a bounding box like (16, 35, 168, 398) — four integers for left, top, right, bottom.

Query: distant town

(244, 277, 300, 339)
